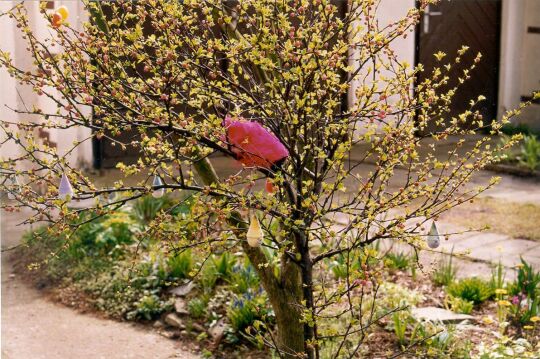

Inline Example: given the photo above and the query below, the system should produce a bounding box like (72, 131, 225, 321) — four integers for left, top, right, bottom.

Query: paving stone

(467, 238, 540, 267)
(411, 307, 475, 323)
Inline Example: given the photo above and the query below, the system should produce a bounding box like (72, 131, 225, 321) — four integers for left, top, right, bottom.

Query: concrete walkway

(1, 209, 198, 359)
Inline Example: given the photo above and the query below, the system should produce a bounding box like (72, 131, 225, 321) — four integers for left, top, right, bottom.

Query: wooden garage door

(417, 0, 501, 130)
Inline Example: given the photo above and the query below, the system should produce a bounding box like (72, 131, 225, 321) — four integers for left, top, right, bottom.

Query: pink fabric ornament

(223, 115, 289, 169)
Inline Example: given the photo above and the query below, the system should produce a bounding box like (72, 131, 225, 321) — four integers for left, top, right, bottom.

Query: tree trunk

(263, 253, 305, 359)
(192, 158, 308, 357)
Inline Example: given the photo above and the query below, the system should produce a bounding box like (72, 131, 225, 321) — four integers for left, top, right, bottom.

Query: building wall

(0, 0, 92, 173)
(517, 0, 540, 130)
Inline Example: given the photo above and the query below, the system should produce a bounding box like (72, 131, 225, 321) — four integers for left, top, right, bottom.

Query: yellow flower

(497, 300, 511, 307)
(523, 325, 534, 330)
(530, 316, 540, 323)
(482, 316, 495, 325)
(495, 289, 507, 295)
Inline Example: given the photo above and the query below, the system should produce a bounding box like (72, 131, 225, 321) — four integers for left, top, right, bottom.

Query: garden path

(1, 208, 199, 359)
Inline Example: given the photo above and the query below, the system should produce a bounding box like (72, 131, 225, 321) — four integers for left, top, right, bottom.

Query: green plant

(167, 250, 193, 280)
(229, 263, 260, 294)
(392, 311, 410, 346)
(227, 293, 272, 334)
(444, 295, 474, 315)
(385, 251, 410, 271)
(130, 195, 174, 225)
(414, 324, 473, 358)
(432, 250, 458, 287)
(509, 258, 540, 299)
(447, 277, 493, 305)
(129, 294, 172, 321)
(506, 258, 540, 327)
(500, 123, 540, 137)
(490, 260, 506, 293)
(211, 252, 237, 282)
(187, 296, 208, 319)
(328, 252, 362, 280)
(517, 135, 540, 171)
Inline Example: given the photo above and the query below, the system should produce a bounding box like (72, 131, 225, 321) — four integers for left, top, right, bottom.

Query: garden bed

(13, 195, 540, 358)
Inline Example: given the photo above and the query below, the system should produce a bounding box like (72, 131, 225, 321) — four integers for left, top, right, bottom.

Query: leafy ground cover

(16, 195, 540, 358)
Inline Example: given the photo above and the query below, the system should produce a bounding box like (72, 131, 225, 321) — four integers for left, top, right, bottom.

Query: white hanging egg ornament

(152, 175, 164, 198)
(246, 215, 263, 248)
(58, 173, 74, 201)
(427, 222, 441, 249)
(7, 176, 21, 200)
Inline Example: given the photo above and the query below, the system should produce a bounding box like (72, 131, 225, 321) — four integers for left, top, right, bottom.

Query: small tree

(0, 0, 532, 357)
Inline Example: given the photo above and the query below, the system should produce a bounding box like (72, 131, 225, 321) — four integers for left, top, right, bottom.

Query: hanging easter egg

(152, 175, 164, 198)
(58, 173, 74, 201)
(57, 6, 69, 21)
(246, 214, 263, 248)
(427, 221, 441, 249)
(7, 176, 21, 200)
(265, 178, 276, 194)
(51, 12, 63, 28)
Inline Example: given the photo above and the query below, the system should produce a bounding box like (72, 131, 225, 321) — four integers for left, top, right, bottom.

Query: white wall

(0, 0, 92, 172)
(498, 0, 540, 130)
(517, 0, 540, 130)
(348, 0, 416, 132)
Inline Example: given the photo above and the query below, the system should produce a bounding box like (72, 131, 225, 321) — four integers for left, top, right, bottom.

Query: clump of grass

(384, 251, 410, 271)
(187, 296, 208, 319)
(447, 277, 493, 305)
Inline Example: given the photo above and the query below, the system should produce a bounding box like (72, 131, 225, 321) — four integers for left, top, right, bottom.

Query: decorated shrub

(1, 0, 536, 357)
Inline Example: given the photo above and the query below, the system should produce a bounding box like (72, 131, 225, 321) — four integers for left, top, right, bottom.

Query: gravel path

(1, 209, 198, 359)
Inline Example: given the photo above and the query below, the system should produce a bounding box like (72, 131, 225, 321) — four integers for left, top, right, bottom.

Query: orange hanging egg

(51, 12, 63, 28)
(265, 178, 276, 194)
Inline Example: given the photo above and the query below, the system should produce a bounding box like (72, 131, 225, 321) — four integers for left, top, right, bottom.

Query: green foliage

(518, 135, 540, 171)
(500, 123, 540, 137)
(392, 311, 409, 346)
(444, 295, 474, 315)
(227, 293, 272, 333)
(508, 258, 540, 299)
(132, 294, 172, 321)
(432, 251, 458, 287)
(498, 133, 540, 171)
(212, 252, 237, 281)
(130, 195, 174, 225)
(414, 324, 473, 359)
(506, 258, 540, 326)
(390, 310, 473, 357)
(490, 260, 506, 293)
(199, 252, 239, 292)
(384, 251, 410, 271)
(187, 296, 208, 319)
(447, 277, 493, 305)
(167, 250, 193, 280)
(229, 262, 260, 294)
(328, 251, 363, 280)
